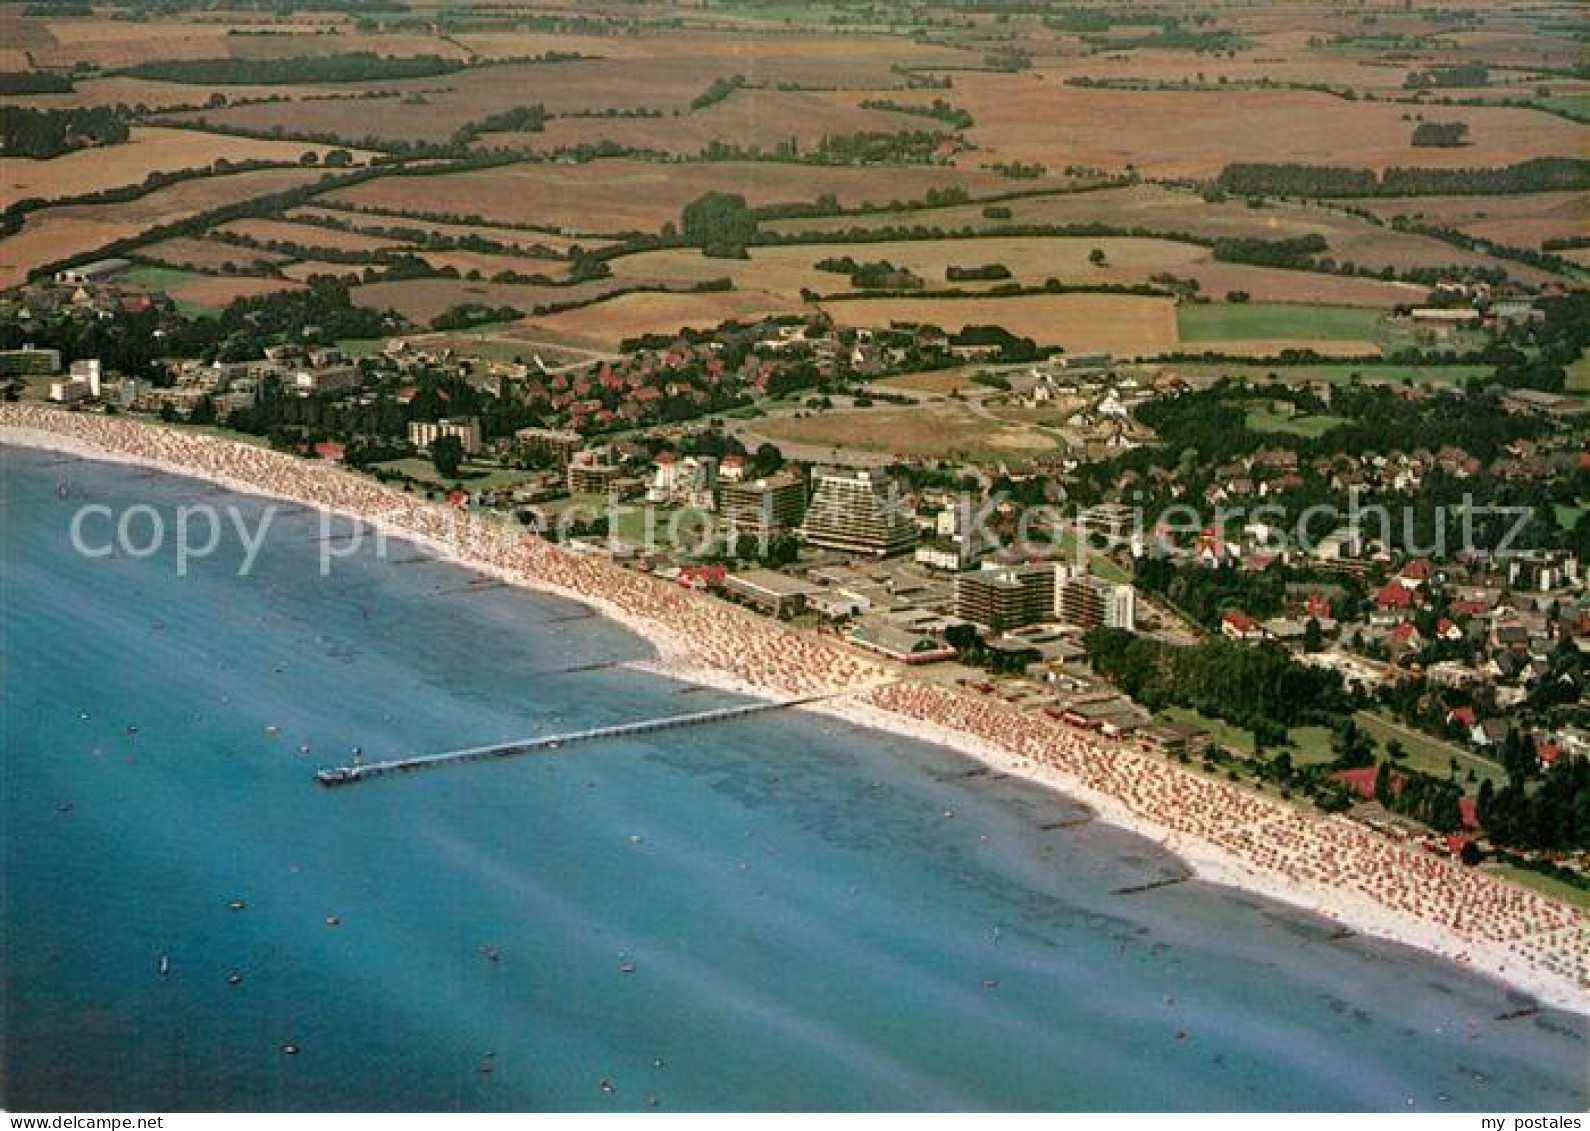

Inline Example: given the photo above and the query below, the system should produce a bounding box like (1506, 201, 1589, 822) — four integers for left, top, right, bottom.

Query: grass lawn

(117, 264, 203, 292)
(540, 493, 719, 550)
(373, 457, 541, 492)
(1053, 527, 1131, 583)
(1556, 502, 1585, 531)
(1565, 354, 1590, 393)
(1353, 710, 1504, 787)
(1157, 706, 1333, 764)
(336, 338, 387, 358)
(1244, 401, 1350, 437)
(1177, 302, 1386, 343)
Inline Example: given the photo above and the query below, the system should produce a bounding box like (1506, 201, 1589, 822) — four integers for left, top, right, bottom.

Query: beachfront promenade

(316, 692, 843, 786)
(3, 404, 1586, 1010)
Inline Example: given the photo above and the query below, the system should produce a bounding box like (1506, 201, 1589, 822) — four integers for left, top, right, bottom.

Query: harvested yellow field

(280, 260, 371, 282)
(167, 274, 302, 308)
(0, 128, 370, 210)
(0, 76, 351, 112)
(140, 236, 291, 271)
(215, 218, 404, 254)
(764, 184, 1567, 286)
(327, 159, 1069, 236)
(523, 290, 800, 351)
(287, 208, 605, 256)
(609, 237, 1421, 308)
(414, 250, 568, 279)
(1350, 192, 1590, 250)
(351, 277, 630, 324)
(947, 73, 1590, 178)
(494, 90, 932, 157)
(817, 293, 1179, 356)
(0, 166, 327, 289)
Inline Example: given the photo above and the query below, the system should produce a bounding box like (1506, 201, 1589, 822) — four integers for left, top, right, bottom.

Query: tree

(680, 192, 757, 256)
(1303, 617, 1323, 653)
(1088, 247, 1107, 266)
(946, 623, 982, 654)
(431, 434, 464, 479)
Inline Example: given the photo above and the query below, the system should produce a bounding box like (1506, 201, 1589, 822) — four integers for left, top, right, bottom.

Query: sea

(2, 444, 1586, 1111)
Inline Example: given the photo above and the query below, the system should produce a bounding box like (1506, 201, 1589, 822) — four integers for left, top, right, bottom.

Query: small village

(4, 260, 1586, 911)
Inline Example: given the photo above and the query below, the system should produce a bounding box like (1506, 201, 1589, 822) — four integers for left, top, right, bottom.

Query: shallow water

(2, 445, 1585, 1111)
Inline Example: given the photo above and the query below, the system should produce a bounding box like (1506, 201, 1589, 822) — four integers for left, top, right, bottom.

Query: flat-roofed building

(1077, 502, 1138, 545)
(514, 427, 583, 468)
(723, 568, 818, 617)
(718, 472, 807, 536)
(1058, 572, 1135, 632)
(799, 468, 917, 557)
(848, 620, 957, 664)
(955, 563, 1057, 634)
(292, 364, 361, 397)
(410, 416, 483, 455)
(567, 446, 622, 495)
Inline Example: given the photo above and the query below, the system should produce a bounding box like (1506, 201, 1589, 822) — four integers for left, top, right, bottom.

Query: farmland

(1, 0, 1584, 388)
(325, 160, 1073, 237)
(817, 293, 1180, 356)
(0, 128, 368, 210)
(0, 166, 330, 289)
(608, 237, 1426, 308)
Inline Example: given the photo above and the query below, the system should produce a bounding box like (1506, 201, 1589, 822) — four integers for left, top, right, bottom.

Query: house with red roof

(1435, 617, 1463, 642)
(1372, 579, 1418, 623)
(1332, 765, 1379, 801)
(1220, 610, 1263, 641)
(1458, 797, 1479, 831)
(1390, 621, 1423, 649)
(1446, 706, 1477, 728)
(1537, 741, 1564, 768)
(1305, 592, 1333, 621)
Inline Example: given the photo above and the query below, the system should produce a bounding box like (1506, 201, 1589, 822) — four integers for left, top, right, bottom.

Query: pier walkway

(316, 693, 837, 787)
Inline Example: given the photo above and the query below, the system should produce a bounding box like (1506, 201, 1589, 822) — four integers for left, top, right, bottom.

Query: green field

(116, 264, 203, 292)
(1353, 711, 1504, 787)
(1157, 706, 1334, 764)
(540, 493, 721, 551)
(372, 457, 542, 492)
(336, 337, 388, 358)
(1244, 401, 1350, 437)
(1566, 354, 1590, 393)
(1177, 302, 1387, 343)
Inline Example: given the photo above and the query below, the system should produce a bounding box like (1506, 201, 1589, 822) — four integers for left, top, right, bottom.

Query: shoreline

(4, 408, 1587, 1015)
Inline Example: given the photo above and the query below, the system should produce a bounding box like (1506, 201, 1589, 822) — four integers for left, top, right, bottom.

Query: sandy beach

(4, 404, 1587, 1014)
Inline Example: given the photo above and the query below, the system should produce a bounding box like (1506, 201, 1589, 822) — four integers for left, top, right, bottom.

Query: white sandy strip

(4, 417, 1586, 1014)
(817, 696, 1585, 1013)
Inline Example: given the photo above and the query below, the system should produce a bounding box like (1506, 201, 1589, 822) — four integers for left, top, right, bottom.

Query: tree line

(1217, 158, 1590, 198)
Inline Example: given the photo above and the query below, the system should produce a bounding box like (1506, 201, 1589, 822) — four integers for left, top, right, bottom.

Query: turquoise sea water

(2, 445, 1585, 1111)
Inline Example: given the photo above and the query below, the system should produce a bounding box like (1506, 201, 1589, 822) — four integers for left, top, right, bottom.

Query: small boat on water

(158, 953, 170, 977)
